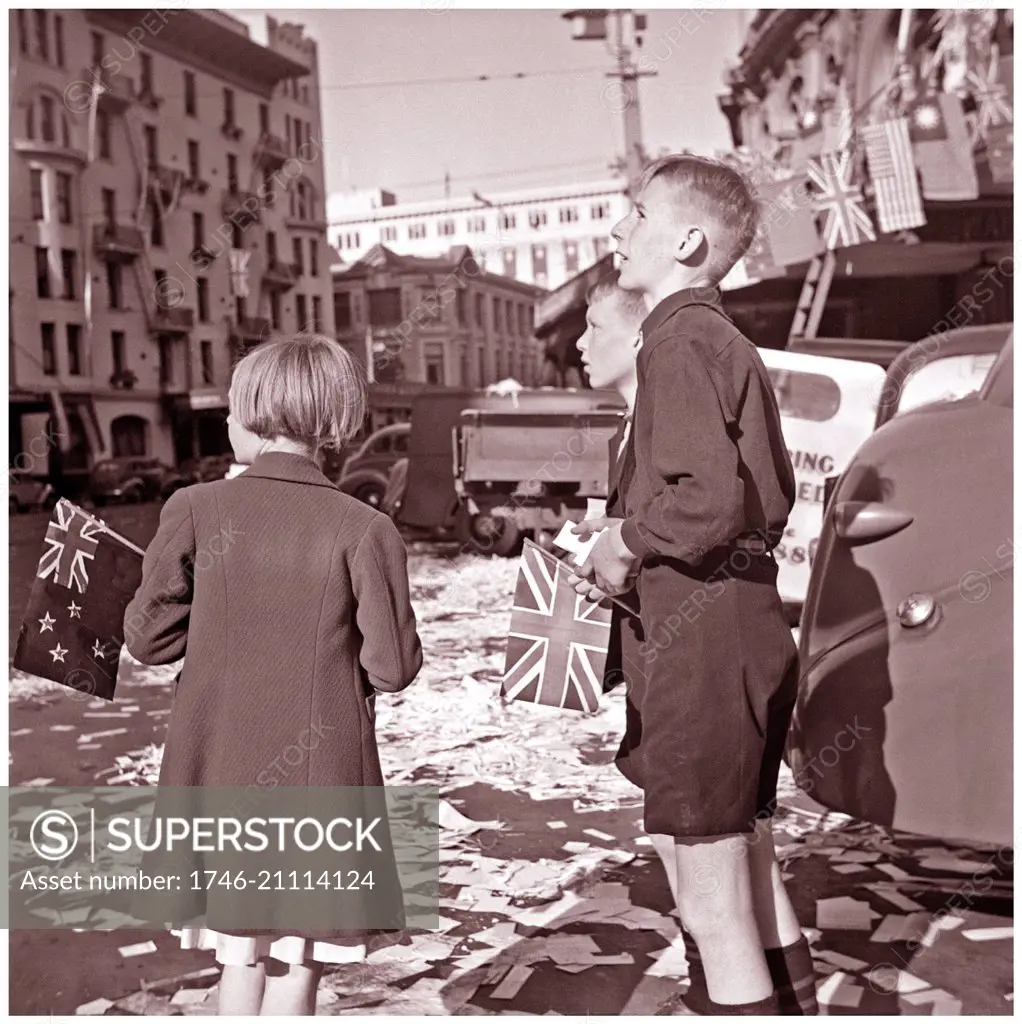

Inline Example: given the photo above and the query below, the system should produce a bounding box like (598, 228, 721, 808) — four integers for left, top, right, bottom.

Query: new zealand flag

(14, 499, 143, 701)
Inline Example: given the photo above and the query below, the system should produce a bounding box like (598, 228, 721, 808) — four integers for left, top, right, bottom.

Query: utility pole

(563, 9, 656, 194)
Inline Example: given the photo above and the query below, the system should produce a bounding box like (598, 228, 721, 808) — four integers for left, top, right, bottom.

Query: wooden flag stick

(61, 499, 146, 556)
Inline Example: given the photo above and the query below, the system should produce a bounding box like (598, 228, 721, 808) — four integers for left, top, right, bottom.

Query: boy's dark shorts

(610, 549, 798, 838)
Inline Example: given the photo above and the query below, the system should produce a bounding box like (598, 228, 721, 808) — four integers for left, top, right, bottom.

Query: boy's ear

(675, 225, 708, 266)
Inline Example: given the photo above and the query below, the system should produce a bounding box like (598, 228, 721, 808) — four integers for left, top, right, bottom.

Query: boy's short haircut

(641, 154, 760, 280)
(587, 270, 647, 325)
(230, 334, 368, 450)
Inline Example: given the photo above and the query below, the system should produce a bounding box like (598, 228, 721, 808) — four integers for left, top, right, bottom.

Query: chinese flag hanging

(908, 93, 980, 201)
(758, 178, 824, 267)
(14, 499, 143, 701)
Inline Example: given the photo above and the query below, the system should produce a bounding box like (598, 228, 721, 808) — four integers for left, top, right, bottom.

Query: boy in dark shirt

(571, 156, 815, 1015)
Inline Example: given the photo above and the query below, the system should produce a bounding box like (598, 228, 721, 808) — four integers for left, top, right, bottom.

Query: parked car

(8, 470, 54, 514)
(337, 423, 410, 509)
(89, 457, 189, 506)
(788, 329, 1013, 845)
(181, 454, 235, 484)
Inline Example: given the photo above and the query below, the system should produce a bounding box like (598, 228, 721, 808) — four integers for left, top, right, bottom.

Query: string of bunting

(721, 8, 1011, 287)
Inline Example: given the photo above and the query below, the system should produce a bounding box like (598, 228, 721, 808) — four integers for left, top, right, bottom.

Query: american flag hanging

(860, 118, 927, 233)
(501, 540, 611, 713)
(807, 150, 877, 250)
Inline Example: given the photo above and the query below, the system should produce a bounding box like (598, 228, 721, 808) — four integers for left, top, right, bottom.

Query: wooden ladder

(788, 250, 837, 342)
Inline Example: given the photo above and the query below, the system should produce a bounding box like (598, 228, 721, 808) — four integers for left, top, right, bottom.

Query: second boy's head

(227, 334, 368, 464)
(576, 272, 646, 392)
(612, 155, 759, 301)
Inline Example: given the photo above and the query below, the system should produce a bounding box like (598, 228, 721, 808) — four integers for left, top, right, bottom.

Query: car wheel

(353, 481, 386, 509)
(124, 483, 145, 504)
(92, 495, 107, 508)
(464, 513, 521, 558)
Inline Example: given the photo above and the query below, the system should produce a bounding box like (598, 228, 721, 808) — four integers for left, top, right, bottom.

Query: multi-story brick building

(9, 9, 334, 485)
(332, 244, 545, 409)
(328, 180, 630, 291)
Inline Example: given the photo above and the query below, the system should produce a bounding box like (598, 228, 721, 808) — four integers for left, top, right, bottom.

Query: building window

(40, 94, 55, 142)
(502, 249, 517, 279)
(60, 249, 77, 300)
(140, 53, 154, 96)
(234, 296, 246, 322)
(30, 169, 44, 220)
(334, 292, 352, 331)
(149, 199, 164, 247)
(158, 337, 171, 386)
(309, 239, 319, 277)
(292, 237, 304, 275)
(259, 102, 269, 136)
(477, 347, 486, 386)
(266, 231, 277, 263)
(187, 139, 199, 181)
(41, 323, 56, 375)
(231, 221, 243, 249)
(296, 293, 308, 331)
(66, 324, 82, 375)
(17, 11, 28, 53)
(499, 212, 516, 231)
(531, 243, 548, 286)
(474, 293, 484, 327)
(506, 300, 515, 338)
(492, 296, 503, 334)
(192, 211, 204, 251)
(367, 287, 402, 327)
(468, 216, 486, 233)
(55, 172, 72, 224)
(102, 187, 116, 229)
(197, 277, 209, 322)
(34, 11, 48, 61)
(456, 288, 467, 327)
(564, 240, 579, 276)
(184, 70, 196, 116)
(438, 219, 456, 236)
(269, 290, 281, 330)
(408, 223, 427, 240)
(201, 341, 214, 385)
(97, 109, 111, 159)
(559, 205, 579, 223)
(381, 225, 397, 242)
(154, 269, 168, 307)
(529, 209, 547, 230)
(425, 343, 445, 385)
(223, 87, 235, 126)
(227, 153, 238, 191)
(35, 247, 50, 298)
(106, 261, 122, 309)
(419, 287, 442, 324)
(54, 15, 65, 67)
(518, 304, 528, 338)
(144, 125, 158, 167)
(111, 330, 125, 374)
(312, 295, 323, 332)
(593, 236, 610, 259)
(90, 31, 103, 66)
(495, 350, 504, 380)
(591, 201, 610, 220)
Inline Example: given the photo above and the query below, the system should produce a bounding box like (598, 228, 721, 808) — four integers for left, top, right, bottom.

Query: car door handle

(832, 501, 914, 542)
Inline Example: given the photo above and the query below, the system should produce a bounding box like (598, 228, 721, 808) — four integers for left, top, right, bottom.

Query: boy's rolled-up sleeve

(352, 515, 423, 693)
(620, 340, 745, 565)
(123, 488, 195, 665)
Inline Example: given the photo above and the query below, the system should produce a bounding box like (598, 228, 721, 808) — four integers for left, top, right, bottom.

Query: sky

(234, 7, 749, 205)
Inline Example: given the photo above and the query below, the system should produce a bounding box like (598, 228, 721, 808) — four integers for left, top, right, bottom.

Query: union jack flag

(807, 150, 877, 250)
(501, 540, 612, 713)
(37, 499, 103, 593)
(964, 54, 1013, 145)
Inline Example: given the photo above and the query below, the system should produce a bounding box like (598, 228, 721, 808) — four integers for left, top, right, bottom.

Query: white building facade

(328, 179, 630, 291)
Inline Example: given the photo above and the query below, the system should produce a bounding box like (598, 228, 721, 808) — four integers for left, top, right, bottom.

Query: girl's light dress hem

(174, 926, 367, 966)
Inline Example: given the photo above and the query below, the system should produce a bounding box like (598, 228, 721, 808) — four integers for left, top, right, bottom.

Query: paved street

(8, 504, 1013, 1015)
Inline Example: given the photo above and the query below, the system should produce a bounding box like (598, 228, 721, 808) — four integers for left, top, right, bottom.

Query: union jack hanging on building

(806, 150, 877, 250)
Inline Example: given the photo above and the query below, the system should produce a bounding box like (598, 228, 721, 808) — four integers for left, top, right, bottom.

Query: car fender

(337, 468, 390, 496)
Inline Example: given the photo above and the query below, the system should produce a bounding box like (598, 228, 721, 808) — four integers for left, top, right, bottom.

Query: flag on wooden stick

(14, 499, 144, 701)
(861, 118, 927, 232)
(501, 540, 612, 713)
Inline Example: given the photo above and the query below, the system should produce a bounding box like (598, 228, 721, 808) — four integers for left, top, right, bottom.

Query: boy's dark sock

(700, 992, 781, 1015)
(681, 929, 815, 1015)
(764, 938, 819, 1015)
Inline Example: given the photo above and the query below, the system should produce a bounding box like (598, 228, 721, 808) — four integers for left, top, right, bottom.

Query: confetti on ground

(169, 989, 211, 1006)
(867, 966, 931, 994)
(49, 724, 76, 732)
(914, 855, 995, 874)
(813, 949, 869, 971)
(11, 728, 32, 736)
(961, 926, 1013, 942)
(117, 940, 158, 958)
(816, 971, 864, 1008)
(816, 896, 878, 931)
(902, 988, 963, 1013)
(20, 777, 55, 787)
(582, 828, 616, 842)
(491, 965, 535, 999)
(75, 997, 115, 1015)
(546, 821, 567, 829)
(870, 913, 932, 944)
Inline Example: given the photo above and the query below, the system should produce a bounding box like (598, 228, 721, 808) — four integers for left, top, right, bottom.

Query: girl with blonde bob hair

(124, 333, 422, 1015)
